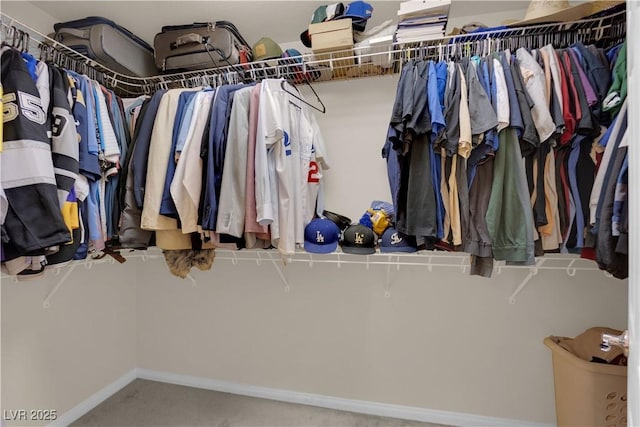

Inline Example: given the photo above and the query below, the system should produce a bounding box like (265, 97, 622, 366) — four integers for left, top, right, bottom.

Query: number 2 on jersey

(308, 161, 320, 183)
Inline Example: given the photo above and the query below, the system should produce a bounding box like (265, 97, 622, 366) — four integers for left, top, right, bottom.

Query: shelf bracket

(43, 264, 76, 308)
(186, 274, 196, 286)
(384, 257, 392, 298)
(268, 252, 290, 293)
(509, 259, 545, 304)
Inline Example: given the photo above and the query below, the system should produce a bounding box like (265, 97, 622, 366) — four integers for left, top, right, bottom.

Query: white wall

(136, 254, 627, 425)
(1, 1, 59, 35)
(1, 262, 138, 427)
(446, 1, 529, 31)
(304, 76, 396, 221)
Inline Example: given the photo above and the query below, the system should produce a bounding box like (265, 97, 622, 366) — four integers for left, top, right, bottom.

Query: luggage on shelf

(53, 16, 158, 77)
(153, 21, 252, 72)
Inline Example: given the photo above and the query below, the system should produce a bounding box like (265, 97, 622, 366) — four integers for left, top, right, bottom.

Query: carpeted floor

(70, 379, 450, 427)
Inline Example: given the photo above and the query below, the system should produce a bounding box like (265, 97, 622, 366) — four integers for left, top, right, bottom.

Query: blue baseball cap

(340, 1, 373, 20)
(380, 227, 417, 253)
(304, 218, 341, 254)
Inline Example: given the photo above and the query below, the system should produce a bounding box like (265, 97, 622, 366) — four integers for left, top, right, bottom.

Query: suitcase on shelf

(53, 16, 158, 77)
(153, 21, 252, 72)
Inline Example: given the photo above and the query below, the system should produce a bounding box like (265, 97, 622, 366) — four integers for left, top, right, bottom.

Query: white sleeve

(255, 81, 283, 226)
(308, 111, 329, 170)
(35, 61, 50, 114)
(170, 92, 207, 233)
(493, 57, 510, 132)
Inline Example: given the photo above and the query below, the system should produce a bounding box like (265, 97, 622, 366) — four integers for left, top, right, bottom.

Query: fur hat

(163, 249, 216, 278)
(191, 249, 216, 271)
(163, 249, 193, 278)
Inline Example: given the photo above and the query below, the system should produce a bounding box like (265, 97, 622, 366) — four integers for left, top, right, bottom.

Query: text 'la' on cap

(304, 218, 341, 254)
(341, 223, 376, 255)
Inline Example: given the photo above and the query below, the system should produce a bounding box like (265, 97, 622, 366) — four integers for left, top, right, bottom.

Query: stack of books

(395, 0, 451, 44)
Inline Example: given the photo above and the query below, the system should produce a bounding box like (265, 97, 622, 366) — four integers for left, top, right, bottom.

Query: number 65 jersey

(1, 48, 69, 258)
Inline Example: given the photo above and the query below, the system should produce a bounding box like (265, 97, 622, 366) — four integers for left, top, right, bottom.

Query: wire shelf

(0, 6, 627, 95)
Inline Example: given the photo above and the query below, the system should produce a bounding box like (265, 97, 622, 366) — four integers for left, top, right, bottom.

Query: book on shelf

(396, 26, 445, 37)
(397, 15, 448, 27)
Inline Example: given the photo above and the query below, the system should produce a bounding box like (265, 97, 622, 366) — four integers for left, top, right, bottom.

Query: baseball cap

(341, 224, 376, 255)
(300, 3, 346, 48)
(279, 48, 320, 84)
(340, 1, 373, 20)
(337, 1, 373, 31)
(304, 218, 341, 254)
(380, 227, 417, 253)
(322, 209, 352, 232)
(252, 37, 283, 61)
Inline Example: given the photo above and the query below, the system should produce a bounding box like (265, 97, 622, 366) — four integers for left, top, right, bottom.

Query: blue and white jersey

(255, 78, 328, 256)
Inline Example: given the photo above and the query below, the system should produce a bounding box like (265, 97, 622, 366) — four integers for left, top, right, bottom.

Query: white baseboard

(49, 367, 553, 427)
(49, 369, 137, 427)
(137, 369, 553, 427)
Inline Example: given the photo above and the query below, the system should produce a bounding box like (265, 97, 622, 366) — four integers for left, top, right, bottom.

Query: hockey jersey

(1, 48, 70, 258)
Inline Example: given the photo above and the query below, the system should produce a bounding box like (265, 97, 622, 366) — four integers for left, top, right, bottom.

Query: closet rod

(0, 8, 626, 95)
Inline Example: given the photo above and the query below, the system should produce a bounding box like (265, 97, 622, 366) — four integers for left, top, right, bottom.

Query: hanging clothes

(381, 34, 627, 277)
(0, 48, 70, 266)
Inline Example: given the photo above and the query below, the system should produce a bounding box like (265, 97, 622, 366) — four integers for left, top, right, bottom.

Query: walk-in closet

(1, 1, 637, 426)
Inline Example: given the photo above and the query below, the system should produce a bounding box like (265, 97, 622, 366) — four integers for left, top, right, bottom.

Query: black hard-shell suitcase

(53, 16, 158, 77)
(153, 21, 252, 72)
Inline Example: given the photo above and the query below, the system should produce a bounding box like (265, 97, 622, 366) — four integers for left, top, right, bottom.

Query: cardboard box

(309, 18, 353, 52)
(309, 18, 355, 79)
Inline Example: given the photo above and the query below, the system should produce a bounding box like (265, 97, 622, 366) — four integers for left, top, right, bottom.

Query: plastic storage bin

(544, 334, 627, 427)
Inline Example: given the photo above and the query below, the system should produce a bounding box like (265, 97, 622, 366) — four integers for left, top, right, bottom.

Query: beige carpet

(71, 379, 450, 427)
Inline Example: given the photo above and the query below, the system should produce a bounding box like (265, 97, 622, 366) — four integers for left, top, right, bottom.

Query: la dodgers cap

(304, 218, 341, 254)
(380, 227, 417, 253)
(341, 224, 376, 255)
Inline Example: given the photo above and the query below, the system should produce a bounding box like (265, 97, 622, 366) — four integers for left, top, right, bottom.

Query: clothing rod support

(385, 261, 392, 298)
(43, 264, 76, 308)
(268, 252, 290, 292)
(186, 274, 196, 286)
(509, 259, 545, 304)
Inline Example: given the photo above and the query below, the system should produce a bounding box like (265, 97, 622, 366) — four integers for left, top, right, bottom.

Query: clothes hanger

(10, 26, 19, 48)
(14, 29, 23, 50)
(280, 77, 326, 114)
(38, 42, 49, 61)
(18, 30, 30, 52)
(203, 43, 252, 85)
